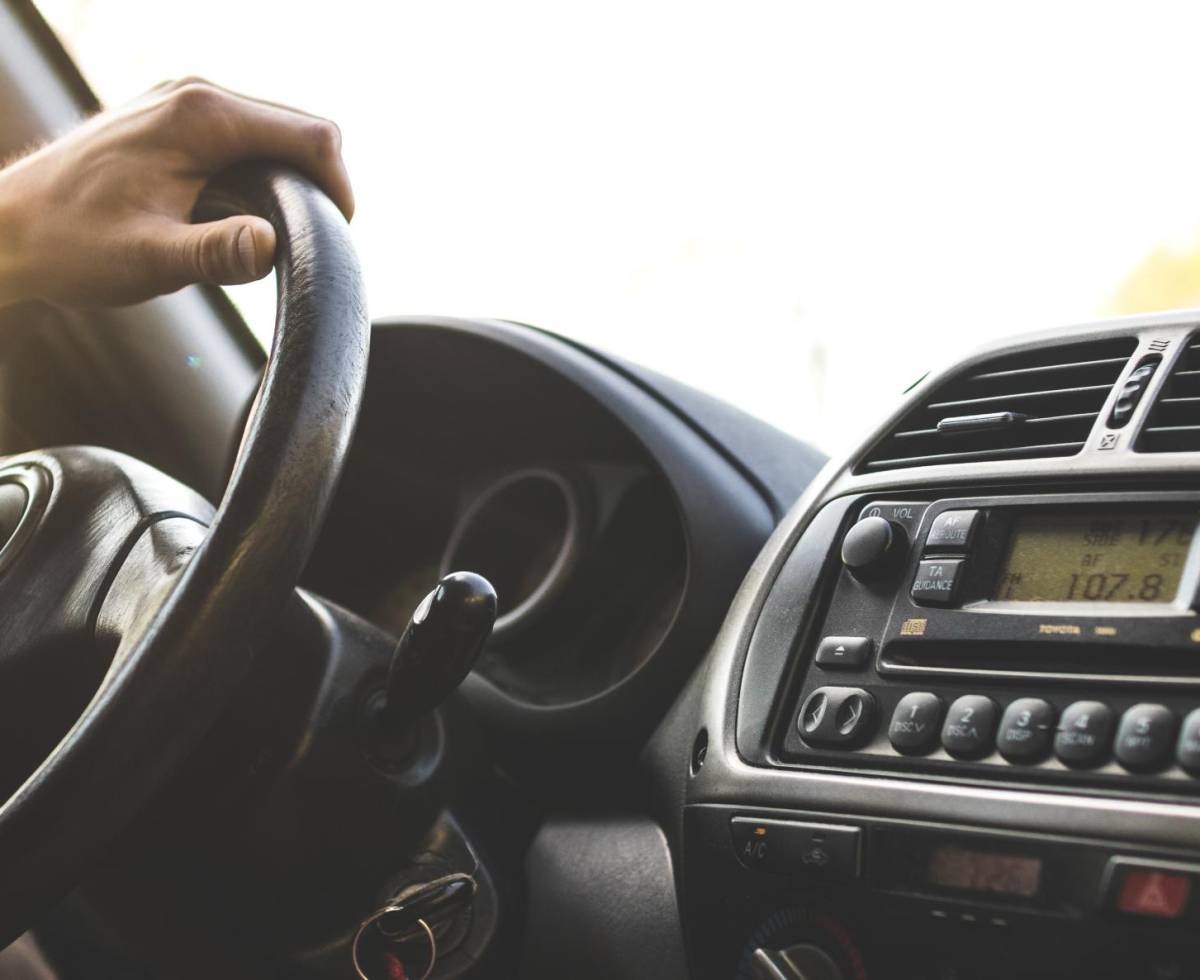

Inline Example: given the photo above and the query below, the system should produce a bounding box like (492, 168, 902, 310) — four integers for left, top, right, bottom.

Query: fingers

(151, 81, 355, 220)
(154, 214, 278, 288)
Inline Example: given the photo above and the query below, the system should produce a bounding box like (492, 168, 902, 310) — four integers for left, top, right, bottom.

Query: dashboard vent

(860, 337, 1137, 471)
(1137, 333, 1200, 453)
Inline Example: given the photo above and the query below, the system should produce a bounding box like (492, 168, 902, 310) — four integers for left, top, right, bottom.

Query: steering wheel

(0, 166, 369, 943)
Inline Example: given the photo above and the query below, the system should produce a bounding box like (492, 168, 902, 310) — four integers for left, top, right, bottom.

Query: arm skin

(0, 78, 354, 309)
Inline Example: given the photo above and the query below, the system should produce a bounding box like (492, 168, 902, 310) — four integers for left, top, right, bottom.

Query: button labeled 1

(889, 692, 944, 754)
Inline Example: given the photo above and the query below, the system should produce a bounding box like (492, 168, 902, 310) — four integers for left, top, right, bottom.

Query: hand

(0, 78, 354, 309)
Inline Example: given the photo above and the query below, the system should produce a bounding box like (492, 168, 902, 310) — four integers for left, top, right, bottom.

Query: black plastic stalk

(379, 571, 498, 726)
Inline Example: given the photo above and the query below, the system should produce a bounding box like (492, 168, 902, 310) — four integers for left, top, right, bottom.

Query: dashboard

(297, 314, 1200, 980)
(21, 301, 1200, 980)
(672, 313, 1200, 980)
(301, 315, 812, 765)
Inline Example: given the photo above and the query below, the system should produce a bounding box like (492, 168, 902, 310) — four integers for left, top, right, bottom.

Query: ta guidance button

(910, 558, 965, 606)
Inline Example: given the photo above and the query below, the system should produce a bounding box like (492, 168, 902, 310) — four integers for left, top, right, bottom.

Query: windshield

(32, 2, 1200, 454)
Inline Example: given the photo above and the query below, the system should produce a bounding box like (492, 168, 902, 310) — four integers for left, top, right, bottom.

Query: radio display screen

(993, 512, 1197, 603)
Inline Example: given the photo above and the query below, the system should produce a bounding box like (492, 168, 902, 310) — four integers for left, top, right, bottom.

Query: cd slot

(880, 640, 1200, 685)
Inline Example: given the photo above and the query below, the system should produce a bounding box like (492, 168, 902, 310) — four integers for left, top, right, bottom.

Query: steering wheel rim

(0, 165, 369, 942)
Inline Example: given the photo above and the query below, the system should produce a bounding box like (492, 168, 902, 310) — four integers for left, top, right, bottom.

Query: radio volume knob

(841, 515, 906, 579)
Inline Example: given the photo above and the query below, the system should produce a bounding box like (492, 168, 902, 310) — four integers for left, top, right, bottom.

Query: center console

(679, 317, 1200, 980)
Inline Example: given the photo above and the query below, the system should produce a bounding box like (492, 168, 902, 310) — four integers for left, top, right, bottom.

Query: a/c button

(730, 818, 861, 878)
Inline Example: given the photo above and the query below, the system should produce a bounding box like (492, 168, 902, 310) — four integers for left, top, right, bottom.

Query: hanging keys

(351, 873, 477, 980)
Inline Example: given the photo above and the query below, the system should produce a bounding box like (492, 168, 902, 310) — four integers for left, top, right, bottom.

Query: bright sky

(32, 1, 1200, 454)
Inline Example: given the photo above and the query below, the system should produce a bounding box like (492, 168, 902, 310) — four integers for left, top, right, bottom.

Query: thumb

(164, 214, 277, 286)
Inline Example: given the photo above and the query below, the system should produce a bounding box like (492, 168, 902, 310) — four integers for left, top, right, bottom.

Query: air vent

(1137, 333, 1200, 453)
(860, 337, 1137, 472)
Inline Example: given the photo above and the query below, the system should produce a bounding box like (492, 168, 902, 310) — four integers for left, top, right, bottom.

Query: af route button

(924, 509, 982, 552)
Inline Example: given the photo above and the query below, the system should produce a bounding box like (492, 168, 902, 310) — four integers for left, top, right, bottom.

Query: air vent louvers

(860, 337, 1137, 472)
(1137, 333, 1200, 453)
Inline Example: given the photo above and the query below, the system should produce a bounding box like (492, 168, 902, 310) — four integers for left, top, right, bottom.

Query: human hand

(0, 78, 353, 308)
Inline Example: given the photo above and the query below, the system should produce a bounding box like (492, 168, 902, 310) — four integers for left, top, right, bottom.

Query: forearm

(0, 166, 32, 308)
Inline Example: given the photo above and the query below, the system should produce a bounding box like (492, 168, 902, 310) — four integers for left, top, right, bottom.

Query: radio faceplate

(775, 490, 1200, 796)
(881, 492, 1200, 686)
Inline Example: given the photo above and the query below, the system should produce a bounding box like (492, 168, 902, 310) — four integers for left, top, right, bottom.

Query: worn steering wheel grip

(0, 165, 370, 943)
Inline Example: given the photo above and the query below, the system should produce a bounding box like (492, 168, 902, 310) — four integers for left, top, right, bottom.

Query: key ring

(351, 907, 437, 980)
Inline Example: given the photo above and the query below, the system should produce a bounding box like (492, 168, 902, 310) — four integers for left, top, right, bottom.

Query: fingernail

(235, 223, 258, 277)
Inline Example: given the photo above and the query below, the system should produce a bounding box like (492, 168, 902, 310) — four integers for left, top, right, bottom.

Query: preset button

(1176, 708, 1200, 776)
(1115, 704, 1177, 772)
(1055, 701, 1114, 769)
(941, 695, 999, 759)
(889, 692, 944, 755)
(997, 698, 1056, 764)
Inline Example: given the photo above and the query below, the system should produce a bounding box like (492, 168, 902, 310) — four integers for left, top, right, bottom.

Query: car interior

(0, 3, 1198, 978)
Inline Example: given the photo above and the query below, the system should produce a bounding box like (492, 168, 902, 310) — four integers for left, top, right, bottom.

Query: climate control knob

(841, 515, 905, 579)
(750, 944, 844, 980)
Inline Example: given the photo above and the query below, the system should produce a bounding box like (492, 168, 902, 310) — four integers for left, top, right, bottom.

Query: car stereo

(777, 491, 1200, 794)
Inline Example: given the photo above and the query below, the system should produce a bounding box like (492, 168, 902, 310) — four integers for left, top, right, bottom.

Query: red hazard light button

(1116, 868, 1193, 919)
